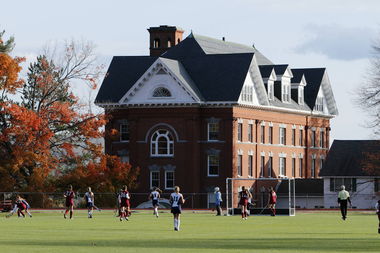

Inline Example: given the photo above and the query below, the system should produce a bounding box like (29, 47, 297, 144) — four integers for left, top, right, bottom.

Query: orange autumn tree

(0, 32, 139, 191)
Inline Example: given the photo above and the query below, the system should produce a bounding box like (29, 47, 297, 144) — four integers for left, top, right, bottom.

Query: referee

(338, 185, 352, 220)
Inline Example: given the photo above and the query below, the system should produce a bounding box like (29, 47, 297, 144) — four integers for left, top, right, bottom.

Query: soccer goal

(225, 177, 296, 216)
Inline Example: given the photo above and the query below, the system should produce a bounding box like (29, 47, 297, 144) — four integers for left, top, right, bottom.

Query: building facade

(320, 140, 380, 209)
(95, 25, 338, 207)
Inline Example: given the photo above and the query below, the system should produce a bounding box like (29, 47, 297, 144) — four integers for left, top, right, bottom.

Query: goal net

(226, 177, 295, 216)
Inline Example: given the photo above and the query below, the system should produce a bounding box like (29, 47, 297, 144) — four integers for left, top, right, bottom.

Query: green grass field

(0, 210, 379, 253)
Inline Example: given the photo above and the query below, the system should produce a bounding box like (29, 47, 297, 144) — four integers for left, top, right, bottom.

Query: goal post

(225, 177, 295, 216)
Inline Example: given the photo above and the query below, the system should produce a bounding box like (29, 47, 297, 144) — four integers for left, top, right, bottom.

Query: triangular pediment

(119, 58, 203, 105)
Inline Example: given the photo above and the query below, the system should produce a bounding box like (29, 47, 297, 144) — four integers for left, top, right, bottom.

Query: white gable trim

(118, 58, 202, 105)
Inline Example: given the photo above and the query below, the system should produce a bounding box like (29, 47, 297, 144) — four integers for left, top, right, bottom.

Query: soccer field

(0, 210, 379, 253)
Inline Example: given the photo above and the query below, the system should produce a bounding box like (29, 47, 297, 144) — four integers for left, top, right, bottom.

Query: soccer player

(64, 185, 75, 219)
(214, 187, 223, 216)
(84, 187, 95, 218)
(118, 185, 131, 221)
(268, 187, 277, 216)
(239, 186, 252, 220)
(375, 200, 380, 233)
(149, 187, 161, 218)
(338, 185, 352, 220)
(6, 195, 27, 218)
(170, 186, 185, 231)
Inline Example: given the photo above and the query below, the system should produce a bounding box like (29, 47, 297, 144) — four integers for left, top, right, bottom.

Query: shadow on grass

(1, 238, 379, 251)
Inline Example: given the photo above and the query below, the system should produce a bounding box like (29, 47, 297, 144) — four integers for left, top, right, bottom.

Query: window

(298, 87, 304, 105)
(208, 155, 219, 176)
(208, 123, 219, 141)
(282, 84, 290, 102)
(151, 130, 174, 157)
(330, 178, 357, 192)
(120, 156, 129, 163)
(152, 87, 172, 97)
(315, 97, 324, 112)
(260, 156, 265, 177)
(375, 179, 380, 192)
(311, 157, 316, 178)
(320, 158, 325, 171)
(299, 129, 303, 146)
(292, 129, 296, 146)
(268, 156, 273, 177)
(237, 155, 243, 176)
(299, 158, 303, 177)
(269, 126, 273, 144)
(261, 125, 265, 144)
(292, 158, 296, 177)
(320, 131, 325, 148)
(311, 130, 316, 147)
(248, 155, 253, 177)
(165, 171, 175, 189)
(268, 82, 274, 100)
(150, 171, 160, 189)
(167, 39, 172, 47)
(279, 127, 286, 145)
(279, 157, 286, 176)
(120, 123, 129, 142)
(153, 38, 160, 48)
(248, 124, 253, 142)
(238, 123, 243, 142)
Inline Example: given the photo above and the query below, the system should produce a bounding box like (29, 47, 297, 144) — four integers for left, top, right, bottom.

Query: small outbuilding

(319, 140, 380, 209)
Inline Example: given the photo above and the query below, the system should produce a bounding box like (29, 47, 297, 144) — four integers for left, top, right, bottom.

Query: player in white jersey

(149, 187, 161, 218)
(84, 187, 95, 218)
(170, 186, 185, 231)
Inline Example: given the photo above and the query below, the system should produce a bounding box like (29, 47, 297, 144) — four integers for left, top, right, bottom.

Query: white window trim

(207, 155, 219, 177)
(207, 122, 219, 141)
(120, 123, 129, 142)
(279, 157, 286, 176)
(150, 130, 174, 157)
(150, 170, 160, 189)
(165, 171, 175, 190)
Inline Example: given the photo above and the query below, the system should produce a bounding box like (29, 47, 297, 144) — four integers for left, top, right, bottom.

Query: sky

(2, 0, 380, 142)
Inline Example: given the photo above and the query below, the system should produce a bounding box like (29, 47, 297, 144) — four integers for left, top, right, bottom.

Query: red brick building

(95, 25, 338, 207)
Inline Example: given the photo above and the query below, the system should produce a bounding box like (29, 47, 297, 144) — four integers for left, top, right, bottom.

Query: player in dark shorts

(149, 187, 161, 218)
(239, 186, 252, 220)
(84, 187, 95, 218)
(118, 185, 131, 221)
(64, 185, 75, 219)
(6, 195, 27, 218)
(170, 186, 185, 231)
(268, 187, 277, 216)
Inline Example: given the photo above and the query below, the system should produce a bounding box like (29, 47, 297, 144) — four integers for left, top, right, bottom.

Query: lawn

(0, 210, 379, 253)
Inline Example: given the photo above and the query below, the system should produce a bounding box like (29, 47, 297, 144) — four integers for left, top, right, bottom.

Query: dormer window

(152, 87, 172, 97)
(282, 83, 291, 103)
(315, 96, 324, 112)
(298, 87, 304, 105)
(268, 82, 274, 100)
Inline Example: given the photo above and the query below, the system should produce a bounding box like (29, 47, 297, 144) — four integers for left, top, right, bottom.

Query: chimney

(147, 25, 184, 56)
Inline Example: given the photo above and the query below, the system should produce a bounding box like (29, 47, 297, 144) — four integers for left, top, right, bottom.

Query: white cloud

(295, 24, 375, 60)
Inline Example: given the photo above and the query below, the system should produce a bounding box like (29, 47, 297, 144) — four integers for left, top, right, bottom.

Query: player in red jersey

(239, 186, 252, 220)
(6, 195, 27, 218)
(268, 187, 277, 216)
(63, 185, 75, 219)
(118, 185, 131, 221)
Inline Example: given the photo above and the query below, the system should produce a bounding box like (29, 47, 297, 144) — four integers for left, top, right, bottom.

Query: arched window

(167, 38, 172, 48)
(151, 130, 174, 157)
(154, 38, 160, 48)
(177, 38, 181, 44)
(152, 87, 172, 97)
